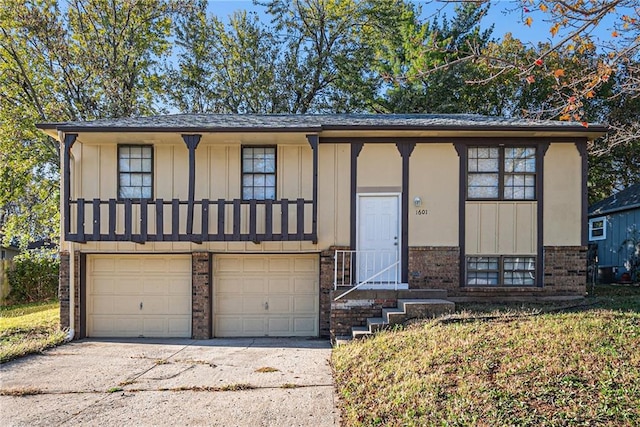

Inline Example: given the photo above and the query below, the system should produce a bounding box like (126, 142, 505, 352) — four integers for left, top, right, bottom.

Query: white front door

(357, 194, 400, 284)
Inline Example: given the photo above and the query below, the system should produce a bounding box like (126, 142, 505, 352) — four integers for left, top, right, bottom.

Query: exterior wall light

(413, 196, 422, 207)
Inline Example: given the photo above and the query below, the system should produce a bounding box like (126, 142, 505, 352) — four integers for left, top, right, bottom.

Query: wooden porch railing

(66, 198, 316, 243)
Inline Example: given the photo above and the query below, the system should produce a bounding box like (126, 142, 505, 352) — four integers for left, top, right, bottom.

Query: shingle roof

(37, 113, 608, 135)
(589, 183, 640, 216)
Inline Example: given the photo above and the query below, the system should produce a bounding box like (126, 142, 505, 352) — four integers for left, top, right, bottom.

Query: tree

(0, 0, 178, 247)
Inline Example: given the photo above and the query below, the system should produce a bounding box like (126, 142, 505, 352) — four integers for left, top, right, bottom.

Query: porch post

(350, 142, 364, 250)
(396, 142, 416, 284)
(182, 134, 201, 238)
(453, 143, 466, 287)
(63, 134, 78, 241)
(537, 141, 551, 287)
(306, 135, 319, 243)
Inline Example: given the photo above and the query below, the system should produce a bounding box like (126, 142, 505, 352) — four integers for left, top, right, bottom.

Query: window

(466, 256, 536, 286)
(467, 146, 536, 200)
(118, 145, 153, 199)
(242, 146, 276, 200)
(588, 217, 607, 241)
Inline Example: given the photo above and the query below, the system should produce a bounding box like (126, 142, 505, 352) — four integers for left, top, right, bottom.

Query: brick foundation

(192, 252, 211, 339)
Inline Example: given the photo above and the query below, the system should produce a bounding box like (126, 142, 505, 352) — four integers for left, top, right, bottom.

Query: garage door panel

(169, 296, 191, 314)
(294, 317, 316, 334)
(88, 255, 191, 338)
(243, 257, 266, 272)
(91, 296, 114, 315)
(268, 258, 291, 272)
(92, 278, 115, 294)
(268, 317, 291, 334)
(214, 254, 318, 337)
(268, 278, 292, 293)
(92, 258, 115, 273)
(293, 277, 316, 293)
(244, 278, 266, 293)
(294, 257, 316, 272)
(114, 279, 141, 294)
(267, 296, 292, 313)
(293, 296, 316, 312)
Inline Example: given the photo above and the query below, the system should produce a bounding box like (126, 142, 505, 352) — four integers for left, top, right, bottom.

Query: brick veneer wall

(543, 246, 587, 295)
(59, 251, 70, 332)
(408, 246, 460, 291)
(192, 252, 211, 339)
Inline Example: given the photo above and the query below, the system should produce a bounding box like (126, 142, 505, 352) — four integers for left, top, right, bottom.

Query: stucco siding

(408, 144, 459, 246)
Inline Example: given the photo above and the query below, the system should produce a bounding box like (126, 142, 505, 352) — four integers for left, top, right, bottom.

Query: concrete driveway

(0, 338, 340, 426)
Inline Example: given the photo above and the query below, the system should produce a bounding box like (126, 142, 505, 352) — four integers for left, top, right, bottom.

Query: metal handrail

(333, 259, 401, 300)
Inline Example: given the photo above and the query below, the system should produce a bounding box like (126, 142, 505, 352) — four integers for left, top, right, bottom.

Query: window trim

(588, 216, 607, 241)
(466, 146, 537, 201)
(117, 144, 154, 200)
(466, 255, 537, 287)
(241, 145, 277, 201)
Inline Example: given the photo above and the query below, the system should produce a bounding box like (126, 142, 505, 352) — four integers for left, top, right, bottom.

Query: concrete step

(398, 299, 456, 318)
(382, 307, 406, 325)
(351, 326, 371, 340)
(366, 317, 387, 333)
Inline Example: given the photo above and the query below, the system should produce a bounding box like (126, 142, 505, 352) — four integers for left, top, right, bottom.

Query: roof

(589, 183, 640, 217)
(36, 113, 608, 137)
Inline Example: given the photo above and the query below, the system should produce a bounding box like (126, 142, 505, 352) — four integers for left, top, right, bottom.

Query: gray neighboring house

(588, 183, 640, 282)
(0, 237, 20, 261)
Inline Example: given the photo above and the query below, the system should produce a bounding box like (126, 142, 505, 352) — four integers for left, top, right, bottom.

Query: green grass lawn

(332, 284, 640, 426)
(0, 301, 66, 364)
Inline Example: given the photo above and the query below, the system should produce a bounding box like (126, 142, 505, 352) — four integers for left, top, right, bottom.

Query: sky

(206, 0, 621, 47)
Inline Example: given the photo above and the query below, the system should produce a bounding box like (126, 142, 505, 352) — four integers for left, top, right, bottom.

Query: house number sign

(415, 209, 429, 215)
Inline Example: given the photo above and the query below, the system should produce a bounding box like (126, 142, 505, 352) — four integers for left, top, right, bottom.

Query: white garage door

(214, 254, 319, 337)
(87, 255, 192, 338)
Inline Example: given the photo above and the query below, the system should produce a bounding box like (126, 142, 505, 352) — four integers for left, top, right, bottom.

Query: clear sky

(206, 0, 620, 47)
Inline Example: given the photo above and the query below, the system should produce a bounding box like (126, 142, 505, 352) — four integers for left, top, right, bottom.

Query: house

(588, 183, 640, 282)
(0, 235, 20, 261)
(36, 114, 607, 340)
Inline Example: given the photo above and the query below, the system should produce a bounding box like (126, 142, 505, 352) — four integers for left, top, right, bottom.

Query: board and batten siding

(543, 143, 583, 246)
(465, 202, 537, 255)
(594, 209, 640, 268)
(66, 132, 351, 251)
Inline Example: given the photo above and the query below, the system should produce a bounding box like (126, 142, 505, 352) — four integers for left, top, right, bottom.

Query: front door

(357, 194, 400, 284)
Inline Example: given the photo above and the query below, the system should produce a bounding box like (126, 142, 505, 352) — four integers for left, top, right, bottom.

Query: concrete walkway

(0, 338, 340, 426)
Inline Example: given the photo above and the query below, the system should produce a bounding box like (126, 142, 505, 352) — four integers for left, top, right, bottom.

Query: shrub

(7, 250, 59, 304)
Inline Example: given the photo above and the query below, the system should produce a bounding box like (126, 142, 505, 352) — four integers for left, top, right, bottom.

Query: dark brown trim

(350, 143, 364, 249)
(79, 252, 86, 339)
(536, 142, 550, 287)
(306, 135, 319, 243)
(208, 253, 213, 339)
(182, 134, 201, 235)
(396, 142, 415, 283)
(63, 134, 77, 240)
(320, 136, 597, 144)
(575, 139, 589, 246)
(453, 143, 466, 287)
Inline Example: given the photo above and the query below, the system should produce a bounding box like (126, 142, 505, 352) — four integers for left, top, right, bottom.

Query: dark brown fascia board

(35, 122, 608, 138)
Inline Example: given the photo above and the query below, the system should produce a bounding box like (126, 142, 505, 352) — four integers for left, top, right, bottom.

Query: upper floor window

(118, 145, 152, 199)
(242, 146, 276, 200)
(467, 146, 536, 200)
(588, 217, 607, 241)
